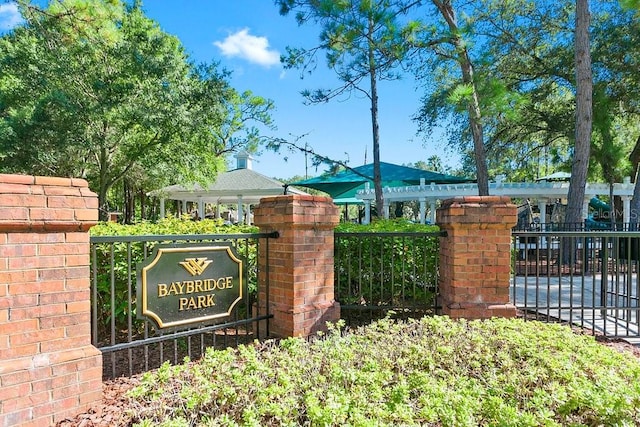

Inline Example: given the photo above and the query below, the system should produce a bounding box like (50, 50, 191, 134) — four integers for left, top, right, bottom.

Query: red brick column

(253, 195, 340, 338)
(0, 174, 102, 427)
(437, 196, 517, 319)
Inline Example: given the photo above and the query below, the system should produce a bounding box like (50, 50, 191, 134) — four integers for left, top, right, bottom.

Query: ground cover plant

(125, 316, 640, 426)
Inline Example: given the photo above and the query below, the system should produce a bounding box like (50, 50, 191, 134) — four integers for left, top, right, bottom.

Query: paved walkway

(511, 273, 640, 345)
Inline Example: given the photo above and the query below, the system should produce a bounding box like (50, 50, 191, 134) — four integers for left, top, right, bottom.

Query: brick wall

(0, 174, 102, 427)
(437, 196, 517, 319)
(253, 195, 340, 337)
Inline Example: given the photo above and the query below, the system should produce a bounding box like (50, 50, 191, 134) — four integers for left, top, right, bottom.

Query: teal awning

(292, 162, 473, 199)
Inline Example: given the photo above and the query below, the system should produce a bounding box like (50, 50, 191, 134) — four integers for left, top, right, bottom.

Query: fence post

(437, 196, 517, 319)
(0, 174, 102, 426)
(253, 195, 340, 338)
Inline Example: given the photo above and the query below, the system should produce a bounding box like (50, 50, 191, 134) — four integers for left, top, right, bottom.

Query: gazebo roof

(291, 162, 473, 199)
(150, 153, 308, 204)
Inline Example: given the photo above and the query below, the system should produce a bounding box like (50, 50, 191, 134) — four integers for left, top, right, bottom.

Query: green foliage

(621, 0, 640, 10)
(275, 0, 422, 214)
(413, 0, 640, 184)
(335, 219, 440, 314)
(128, 316, 640, 426)
(335, 217, 437, 233)
(90, 218, 259, 340)
(0, 1, 273, 217)
(91, 216, 259, 237)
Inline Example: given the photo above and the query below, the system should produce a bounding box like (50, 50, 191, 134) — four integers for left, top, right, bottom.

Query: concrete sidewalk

(511, 273, 640, 345)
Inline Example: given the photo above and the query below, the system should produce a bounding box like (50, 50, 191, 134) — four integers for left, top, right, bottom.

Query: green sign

(136, 244, 243, 329)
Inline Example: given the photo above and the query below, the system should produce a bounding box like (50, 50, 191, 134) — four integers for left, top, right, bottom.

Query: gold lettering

(194, 280, 204, 293)
(158, 284, 168, 297)
(167, 281, 185, 296)
(168, 283, 177, 296)
(185, 281, 194, 294)
(214, 277, 234, 290)
(177, 293, 216, 311)
(197, 295, 206, 308)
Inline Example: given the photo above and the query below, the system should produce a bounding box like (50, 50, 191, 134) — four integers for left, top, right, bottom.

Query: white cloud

(0, 3, 23, 31)
(214, 28, 280, 68)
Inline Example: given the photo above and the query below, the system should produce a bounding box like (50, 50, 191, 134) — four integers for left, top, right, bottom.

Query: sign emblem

(179, 258, 213, 276)
(136, 244, 243, 329)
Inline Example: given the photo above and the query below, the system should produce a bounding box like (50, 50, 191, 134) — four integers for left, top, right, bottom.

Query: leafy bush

(334, 219, 441, 318)
(91, 215, 259, 237)
(90, 217, 259, 341)
(127, 316, 640, 426)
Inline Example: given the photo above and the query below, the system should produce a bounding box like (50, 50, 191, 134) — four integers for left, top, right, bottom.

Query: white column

(364, 200, 371, 224)
(197, 198, 204, 220)
(237, 196, 243, 224)
(538, 199, 547, 231)
(246, 205, 252, 225)
(216, 201, 221, 219)
(429, 200, 437, 224)
(182, 200, 188, 217)
(383, 200, 390, 219)
(538, 198, 548, 248)
(159, 198, 165, 219)
(623, 196, 631, 225)
(419, 198, 426, 224)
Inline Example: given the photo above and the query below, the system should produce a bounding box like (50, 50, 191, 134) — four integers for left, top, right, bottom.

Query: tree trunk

(139, 189, 146, 221)
(565, 0, 592, 230)
(368, 15, 384, 217)
(629, 135, 640, 229)
(433, 0, 489, 195)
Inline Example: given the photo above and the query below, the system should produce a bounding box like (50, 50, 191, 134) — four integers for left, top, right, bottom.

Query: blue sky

(0, 0, 459, 180)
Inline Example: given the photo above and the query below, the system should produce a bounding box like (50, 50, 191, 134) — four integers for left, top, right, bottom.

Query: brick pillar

(437, 196, 517, 319)
(253, 195, 340, 338)
(0, 174, 102, 427)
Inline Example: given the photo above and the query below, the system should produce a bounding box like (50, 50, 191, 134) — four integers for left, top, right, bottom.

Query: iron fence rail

(334, 231, 443, 326)
(512, 230, 640, 340)
(91, 226, 640, 379)
(90, 232, 277, 378)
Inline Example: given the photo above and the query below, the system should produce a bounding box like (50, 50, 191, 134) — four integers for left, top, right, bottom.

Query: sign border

(138, 245, 244, 329)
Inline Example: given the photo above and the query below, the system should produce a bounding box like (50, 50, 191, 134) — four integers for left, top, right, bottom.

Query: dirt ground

(55, 334, 640, 427)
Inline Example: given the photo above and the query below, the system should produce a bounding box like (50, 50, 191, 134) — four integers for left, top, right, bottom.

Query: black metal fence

(93, 225, 640, 379)
(512, 229, 640, 340)
(334, 231, 443, 326)
(90, 232, 277, 379)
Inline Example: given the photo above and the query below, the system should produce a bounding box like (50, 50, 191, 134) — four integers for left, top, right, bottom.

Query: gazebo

(291, 162, 473, 223)
(149, 152, 308, 224)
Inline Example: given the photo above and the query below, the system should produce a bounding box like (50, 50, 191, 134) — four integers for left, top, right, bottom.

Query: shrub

(334, 219, 441, 319)
(127, 316, 640, 426)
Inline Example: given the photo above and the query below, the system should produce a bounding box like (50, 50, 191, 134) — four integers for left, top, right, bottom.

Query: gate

(512, 229, 640, 341)
(334, 231, 442, 326)
(90, 232, 277, 378)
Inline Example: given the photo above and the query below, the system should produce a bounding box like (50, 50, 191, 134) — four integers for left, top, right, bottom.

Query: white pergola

(356, 175, 635, 227)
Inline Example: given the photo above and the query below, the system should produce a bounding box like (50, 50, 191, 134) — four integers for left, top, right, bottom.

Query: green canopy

(292, 162, 473, 199)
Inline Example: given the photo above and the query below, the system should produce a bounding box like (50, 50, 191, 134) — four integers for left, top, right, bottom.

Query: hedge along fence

(334, 219, 441, 324)
(90, 218, 441, 340)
